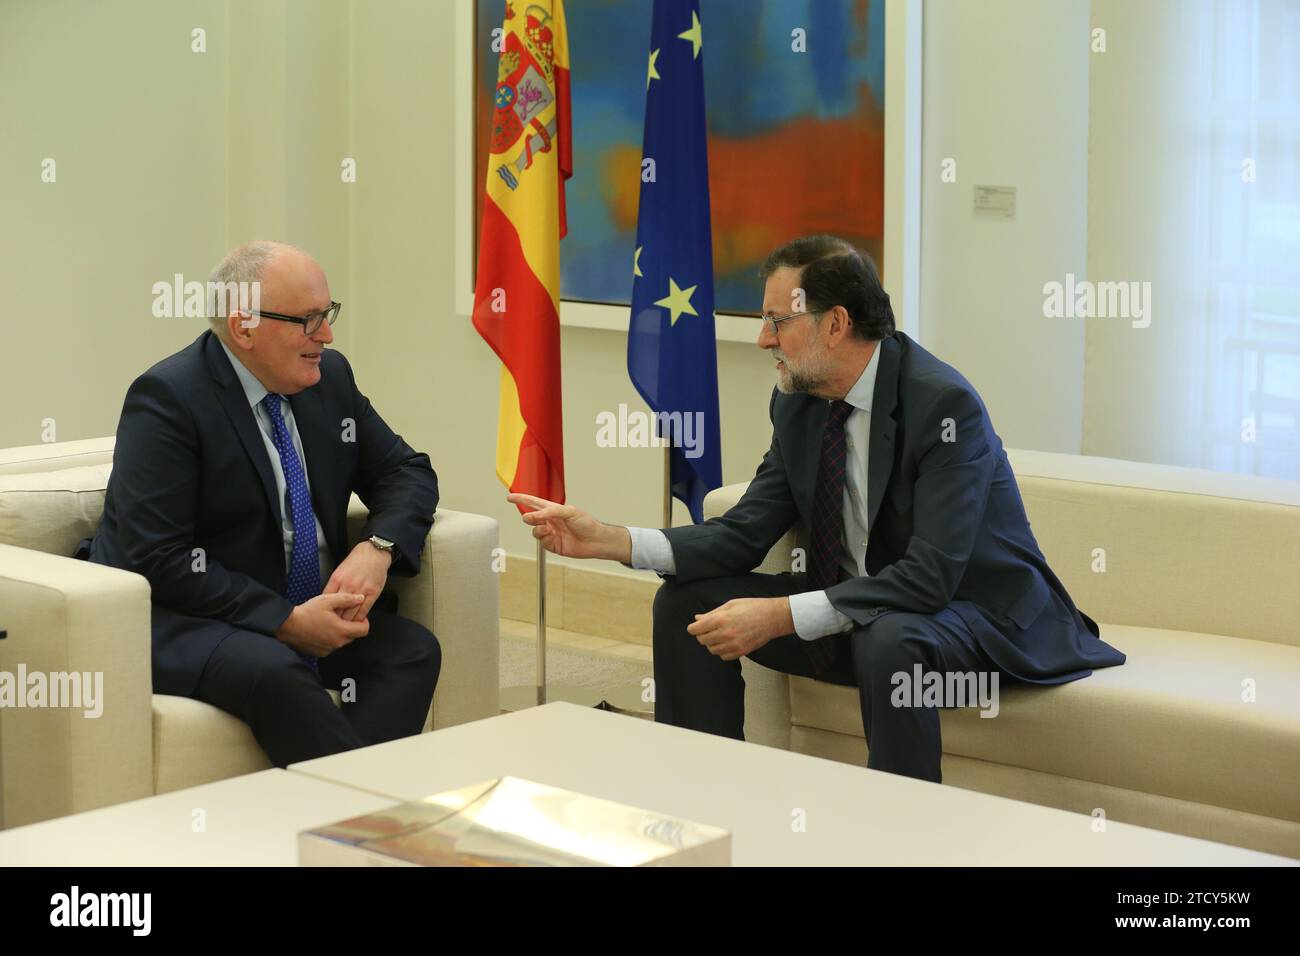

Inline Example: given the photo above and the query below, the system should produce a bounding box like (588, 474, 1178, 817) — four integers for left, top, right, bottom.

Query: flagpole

(536, 541, 547, 706)
(663, 446, 672, 528)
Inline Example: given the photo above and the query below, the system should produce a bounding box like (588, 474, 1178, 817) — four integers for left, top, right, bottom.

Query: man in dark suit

(86, 240, 440, 767)
(509, 234, 1124, 783)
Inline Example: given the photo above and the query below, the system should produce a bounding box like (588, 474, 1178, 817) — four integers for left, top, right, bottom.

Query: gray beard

(775, 354, 829, 395)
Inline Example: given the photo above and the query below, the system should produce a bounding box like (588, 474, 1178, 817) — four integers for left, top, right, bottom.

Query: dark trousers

(652, 573, 1001, 783)
(193, 609, 440, 767)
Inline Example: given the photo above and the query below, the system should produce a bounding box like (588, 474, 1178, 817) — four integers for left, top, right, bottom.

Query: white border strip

(885, 0, 923, 341)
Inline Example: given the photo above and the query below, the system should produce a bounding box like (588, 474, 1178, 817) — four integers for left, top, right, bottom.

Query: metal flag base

(498, 682, 652, 719)
(498, 542, 655, 719)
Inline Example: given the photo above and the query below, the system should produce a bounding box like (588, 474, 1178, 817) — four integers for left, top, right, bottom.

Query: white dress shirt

(627, 342, 882, 641)
(218, 340, 333, 582)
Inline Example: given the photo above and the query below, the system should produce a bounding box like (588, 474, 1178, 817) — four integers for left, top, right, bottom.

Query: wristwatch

(368, 535, 398, 562)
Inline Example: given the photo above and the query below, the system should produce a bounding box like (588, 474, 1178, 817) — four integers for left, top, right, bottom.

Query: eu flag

(628, 0, 722, 525)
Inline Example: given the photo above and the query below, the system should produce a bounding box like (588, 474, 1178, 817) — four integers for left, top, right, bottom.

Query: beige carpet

(499, 633, 651, 702)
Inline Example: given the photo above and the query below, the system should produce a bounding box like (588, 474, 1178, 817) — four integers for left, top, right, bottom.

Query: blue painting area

(476, 0, 653, 305)
(476, 0, 885, 312)
(706, 0, 884, 134)
(558, 0, 653, 305)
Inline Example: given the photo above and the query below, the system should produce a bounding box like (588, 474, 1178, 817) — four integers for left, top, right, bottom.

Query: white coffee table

(0, 769, 398, 866)
(287, 702, 1294, 866)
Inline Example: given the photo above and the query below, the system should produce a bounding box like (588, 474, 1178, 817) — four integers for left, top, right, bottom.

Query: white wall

(920, 0, 1091, 453)
(0, 0, 229, 447)
(1083, 0, 1257, 472)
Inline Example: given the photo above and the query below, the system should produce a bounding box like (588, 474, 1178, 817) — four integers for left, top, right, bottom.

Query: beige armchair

(0, 437, 499, 829)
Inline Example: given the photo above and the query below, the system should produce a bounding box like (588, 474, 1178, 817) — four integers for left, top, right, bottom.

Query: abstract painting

(475, 0, 885, 315)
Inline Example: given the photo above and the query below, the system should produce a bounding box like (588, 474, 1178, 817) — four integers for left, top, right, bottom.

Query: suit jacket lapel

(866, 334, 901, 534)
(791, 397, 829, 518)
(287, 387, 343, 561)
(205, 334, 281, 525)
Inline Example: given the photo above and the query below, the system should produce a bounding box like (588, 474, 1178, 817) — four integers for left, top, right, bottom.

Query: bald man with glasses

(84, 240, 441, 766)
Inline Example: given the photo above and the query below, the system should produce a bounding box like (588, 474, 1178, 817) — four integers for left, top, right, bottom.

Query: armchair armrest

(0, 544, 153, 828)
(703, 482, 804, 575)
(348, 499, 500, 731)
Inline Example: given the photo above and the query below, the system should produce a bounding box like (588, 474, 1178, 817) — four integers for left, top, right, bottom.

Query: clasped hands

(275, 541, 392, 658)
(508, 493, 795, 661)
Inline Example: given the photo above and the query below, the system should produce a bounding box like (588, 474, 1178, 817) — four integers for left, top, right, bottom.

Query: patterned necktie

(261, 394, 320, 672)
(804, 399, 855, 674)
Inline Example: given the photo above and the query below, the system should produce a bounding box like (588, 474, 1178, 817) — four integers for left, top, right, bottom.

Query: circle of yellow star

(647, 48, 661, 89)
(655, 277, 699, 325)
(633, 246, 644, 277)
(678, 11, 702, 59)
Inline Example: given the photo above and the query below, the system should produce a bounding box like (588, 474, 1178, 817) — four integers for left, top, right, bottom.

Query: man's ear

(226, 311, 257, 349)
(828, 305, 853, 346)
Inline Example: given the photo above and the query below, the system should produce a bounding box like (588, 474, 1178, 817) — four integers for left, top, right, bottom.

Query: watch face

(371, 536, 394, 550)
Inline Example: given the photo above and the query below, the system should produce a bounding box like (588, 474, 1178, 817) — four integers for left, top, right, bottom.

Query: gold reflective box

(298, 776, 731, 867)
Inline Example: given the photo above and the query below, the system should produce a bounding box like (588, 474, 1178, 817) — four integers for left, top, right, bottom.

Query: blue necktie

(262, 394, 321, 672)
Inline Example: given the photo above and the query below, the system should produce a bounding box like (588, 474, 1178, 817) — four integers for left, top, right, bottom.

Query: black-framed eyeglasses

(759, 308, 824, 336)
(246, 301, 341, 336)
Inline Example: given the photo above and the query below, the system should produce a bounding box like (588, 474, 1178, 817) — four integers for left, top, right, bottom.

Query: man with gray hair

(85, 240, 441, 766)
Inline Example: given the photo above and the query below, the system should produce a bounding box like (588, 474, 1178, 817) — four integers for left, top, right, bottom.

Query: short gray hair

(206, 240, 293, 333)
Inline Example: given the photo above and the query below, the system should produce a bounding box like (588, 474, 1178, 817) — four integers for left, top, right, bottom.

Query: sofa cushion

(789, 623, 1300, 824)
(151, 695, 271, 795)
(0, 463, 110, 556)
(0, 437, 115, 476)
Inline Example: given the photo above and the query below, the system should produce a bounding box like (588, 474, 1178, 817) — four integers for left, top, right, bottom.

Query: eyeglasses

(759, 308, 823, 336)
(246, 301, 341, 336)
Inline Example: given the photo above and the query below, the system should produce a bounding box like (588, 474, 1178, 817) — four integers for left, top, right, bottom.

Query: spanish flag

(473, 0, 571, 505)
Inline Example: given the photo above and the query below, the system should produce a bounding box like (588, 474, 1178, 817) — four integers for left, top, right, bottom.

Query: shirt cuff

(788, 590, 855, 641)
(626, 527, 676, 575)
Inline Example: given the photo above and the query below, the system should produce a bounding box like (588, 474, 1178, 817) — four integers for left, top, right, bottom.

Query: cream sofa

(0, 437, 500, 830)
(717, 449, 1300, 859)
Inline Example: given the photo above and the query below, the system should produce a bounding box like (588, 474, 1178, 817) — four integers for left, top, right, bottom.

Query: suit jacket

(663, 331, 1125, 684)
(87, 330, 439, 696)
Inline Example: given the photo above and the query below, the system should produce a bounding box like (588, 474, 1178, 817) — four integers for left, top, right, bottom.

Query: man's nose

(314, 320, 334, 346)
(757, 321, 778, 350)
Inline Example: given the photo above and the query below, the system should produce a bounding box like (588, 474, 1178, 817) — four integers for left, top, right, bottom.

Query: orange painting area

(478, 80, 888, 301)
(601, 84, 886, 289)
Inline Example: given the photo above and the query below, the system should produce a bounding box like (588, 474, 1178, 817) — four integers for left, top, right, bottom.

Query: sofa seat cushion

(151, 695, 272, 794)
(0, 463, 110, 556)
(152, 691, 346, 794)
(788, 623, 1300, 823)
